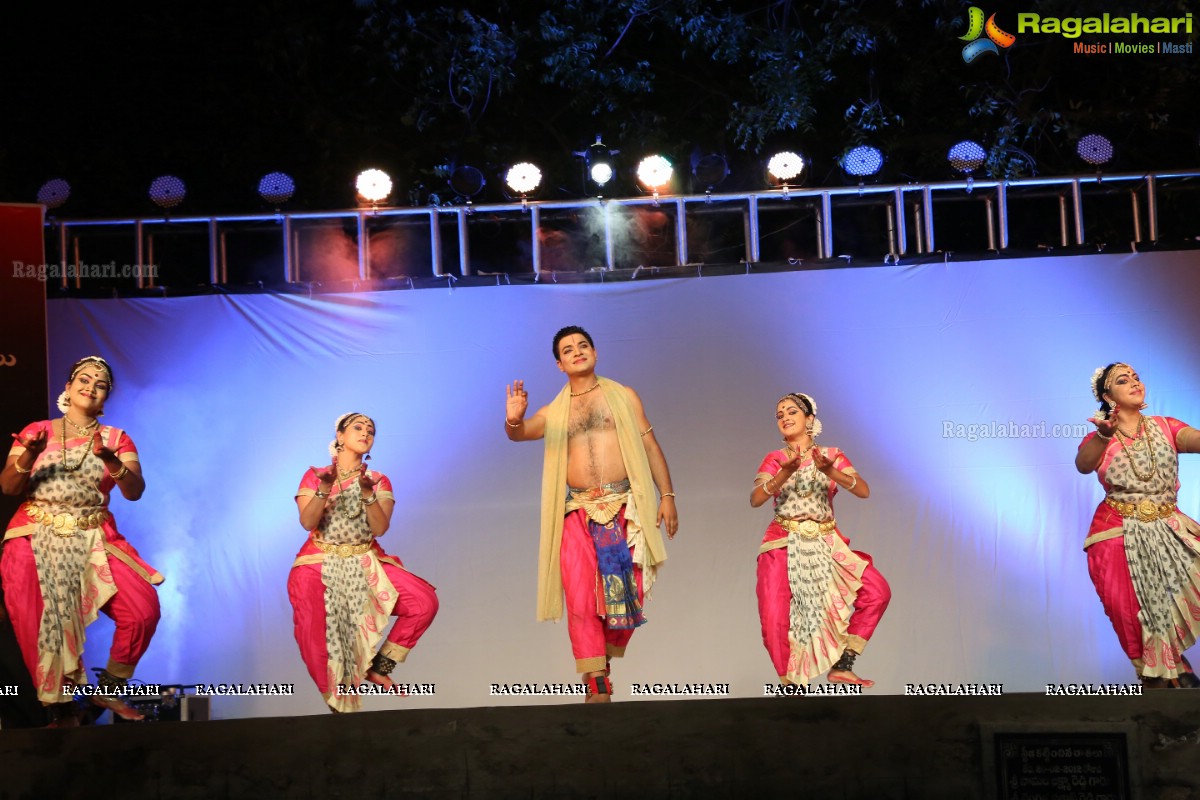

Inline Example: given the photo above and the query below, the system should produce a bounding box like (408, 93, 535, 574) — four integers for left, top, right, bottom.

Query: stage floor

(1, 691, 1196, 799)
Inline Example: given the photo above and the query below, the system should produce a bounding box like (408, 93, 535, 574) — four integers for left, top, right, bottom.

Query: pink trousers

(0, 536, 160, 683)
(287, 560, 438, 695)
(756, 546, 890, 677)
(1086, 537, 1150, 662)
(560, 508, 644, 674)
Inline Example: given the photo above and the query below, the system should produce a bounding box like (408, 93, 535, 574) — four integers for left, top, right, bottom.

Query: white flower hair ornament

(795, 393, 822, 437)
(1090, 366, 1108, 402)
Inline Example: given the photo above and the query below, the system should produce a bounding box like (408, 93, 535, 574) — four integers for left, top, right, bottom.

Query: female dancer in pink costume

(751, 392, 890, 687)
(1, 356, 161, 725)
(1076, 363, 1200, 688)
(288, 412, 438, 711)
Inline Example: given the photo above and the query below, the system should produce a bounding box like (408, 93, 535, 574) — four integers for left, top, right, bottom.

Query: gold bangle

(641, 425, 654, 437)
(506, 418, 522, 428)
(107, 464, 129, 480)
(314, 488, 330, 499)
(13, 461, 32, 474)
(661, 491, 676, 498)
(363, 493, 379, 506)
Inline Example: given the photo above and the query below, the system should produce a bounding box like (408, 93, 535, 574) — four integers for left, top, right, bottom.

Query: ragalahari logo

(959, 7, 1016, 62)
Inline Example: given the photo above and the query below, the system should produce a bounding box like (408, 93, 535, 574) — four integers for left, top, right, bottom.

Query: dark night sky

(2, 2, 379, 215)
(3, 2, 1199, 219)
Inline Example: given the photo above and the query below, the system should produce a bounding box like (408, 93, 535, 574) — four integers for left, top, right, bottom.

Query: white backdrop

(43, 250, 1200, 717)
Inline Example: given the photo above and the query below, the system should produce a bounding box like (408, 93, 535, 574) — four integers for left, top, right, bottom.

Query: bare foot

(827, 669, 874, 688)
(366, 670, 406, 694)
(365, 669, 394, 690)
(89, 695, 145, 721)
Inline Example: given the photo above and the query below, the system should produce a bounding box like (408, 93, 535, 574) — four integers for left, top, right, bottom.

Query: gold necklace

(1115, 416, 1158, 482)
(65, 416, 98, 437)
(570, 382, 601, 397)
(59, 420, 89, 472)
(338, 464, 360, 480)
(783, 444, 817, 497)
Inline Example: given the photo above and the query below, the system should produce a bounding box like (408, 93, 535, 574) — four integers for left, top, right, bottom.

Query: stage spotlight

(449, 165, 486, 199)
(258, 172, 295, 205)
(948, 141, 987, 174)
(1077, 134, 1114, 167)
(149, 175, 187, 210)
(841, 145, 884, 179)
(37, 178, 71, 210)
(692, 153, 729, 191)
(591, 161, 613, 185)
(356, 169, 393, 204)
(767, 151, 806, 184)
(583, 137, 617, 190)
(505, 162, 542, 196)
(636, 155, 673, 192)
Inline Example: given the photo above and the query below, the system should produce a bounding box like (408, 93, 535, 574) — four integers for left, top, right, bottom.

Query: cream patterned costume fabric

(293, 471, 400, 712)
(1082, 416, 1200, 679)
(756, 446, 870, 685)
(5, 422, 160, 702)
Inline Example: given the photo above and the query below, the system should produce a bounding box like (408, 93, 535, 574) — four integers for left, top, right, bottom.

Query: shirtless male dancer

(505, 326, 678, 702)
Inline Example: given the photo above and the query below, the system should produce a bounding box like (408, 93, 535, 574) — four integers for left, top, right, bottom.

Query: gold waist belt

(24, 503, 108, 537)
(1105, 497, 1176, 523)
(774, 516, 837, 540)
(313, 538, 373, 558)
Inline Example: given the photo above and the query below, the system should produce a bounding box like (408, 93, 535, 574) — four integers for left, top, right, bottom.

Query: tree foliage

(356, 0, 1200, 193)
(3, 0, 1195, 214)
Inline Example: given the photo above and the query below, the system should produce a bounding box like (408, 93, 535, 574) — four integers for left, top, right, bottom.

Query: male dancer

(505, 326, 678, 702)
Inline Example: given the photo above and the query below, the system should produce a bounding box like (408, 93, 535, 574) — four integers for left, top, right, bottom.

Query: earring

(335, 441, 344, 452)
(364, 452, 372, 462)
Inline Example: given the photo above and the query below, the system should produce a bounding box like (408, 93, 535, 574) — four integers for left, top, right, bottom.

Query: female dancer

(1, 356, 162, 724)
(751, 392, 890, 687)
(288, 413, 438, 712)
(1076, 363, 1200, 687)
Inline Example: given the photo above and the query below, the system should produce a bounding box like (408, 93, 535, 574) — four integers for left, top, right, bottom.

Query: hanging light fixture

(1076, 134, 1114, 167)
(948, 141, 987, 174)
(258, 172, 296, 205)
(691, 153, 729, 192)
(947, 140, 987, 192)
(149, 175, 187, 209)
(355, 169, 393, 205)
(766, 151, 806, 184)
(505, 162, 542, 196)
(636, 155, 673, 193)
(448, 165, 486, 200)
(37, 178, 71, 210)
(578, 136, 618, 195)
(840, 145, 884, 180)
